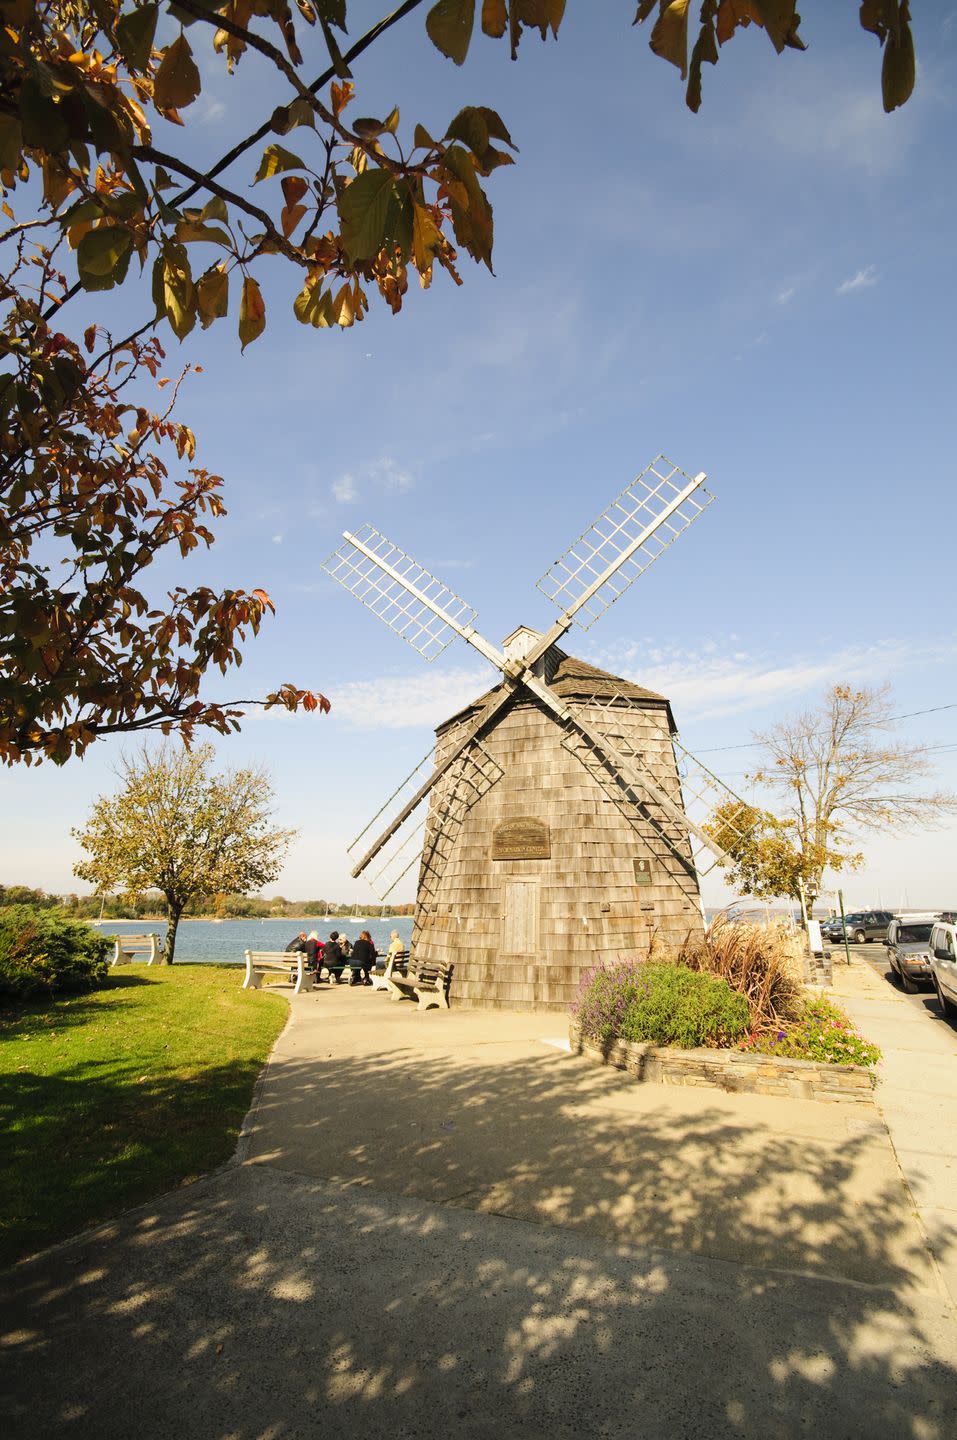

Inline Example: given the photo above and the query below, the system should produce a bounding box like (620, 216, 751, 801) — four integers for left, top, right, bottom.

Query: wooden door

(503, 878, 540, 955)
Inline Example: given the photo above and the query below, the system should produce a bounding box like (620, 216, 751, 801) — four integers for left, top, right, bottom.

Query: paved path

(831, 954, 957, 1308)
(2, 982, 956, 1439)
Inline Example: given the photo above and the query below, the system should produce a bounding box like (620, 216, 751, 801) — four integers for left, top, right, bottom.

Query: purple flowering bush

(738, 997, 881, 1067)
(572, 959, 750, 1052)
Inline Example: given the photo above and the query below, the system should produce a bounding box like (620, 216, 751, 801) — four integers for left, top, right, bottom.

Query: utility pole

(838, 888, 852, 967)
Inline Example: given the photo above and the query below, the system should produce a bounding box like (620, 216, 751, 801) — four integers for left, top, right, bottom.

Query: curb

(231, 987, 296, 1166)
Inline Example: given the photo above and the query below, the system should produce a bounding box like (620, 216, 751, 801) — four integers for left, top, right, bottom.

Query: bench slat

(111, 934, 160, 967)
(242, 949, 314, 996)
(387, 957, 453, 1010)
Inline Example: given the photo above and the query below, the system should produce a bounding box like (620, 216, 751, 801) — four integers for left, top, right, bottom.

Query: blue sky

(3, 5, 956, 910)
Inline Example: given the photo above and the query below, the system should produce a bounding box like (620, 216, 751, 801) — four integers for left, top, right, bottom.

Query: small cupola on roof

(502, 625, 546, 673)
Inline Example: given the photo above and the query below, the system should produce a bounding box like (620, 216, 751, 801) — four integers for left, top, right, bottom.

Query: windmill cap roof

(436, 644, 675, 734)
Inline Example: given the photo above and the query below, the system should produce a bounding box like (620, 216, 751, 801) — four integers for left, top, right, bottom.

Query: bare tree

(747, 684, 957, 914)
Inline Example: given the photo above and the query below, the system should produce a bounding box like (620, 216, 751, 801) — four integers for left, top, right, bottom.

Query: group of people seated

(284, 928, 405, 987)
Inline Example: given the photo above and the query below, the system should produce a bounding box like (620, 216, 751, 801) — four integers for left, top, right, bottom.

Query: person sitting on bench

(304, 931, 322, 973)
(349, 930, 377, 986)
(323, 931, 346, 983)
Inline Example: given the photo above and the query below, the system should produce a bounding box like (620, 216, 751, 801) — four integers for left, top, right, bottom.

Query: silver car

(884, 916, 935, 992)
(929, 918, 957, 1019)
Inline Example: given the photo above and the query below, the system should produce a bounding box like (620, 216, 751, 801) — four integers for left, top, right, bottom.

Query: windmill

(323, 455, 754, 1010)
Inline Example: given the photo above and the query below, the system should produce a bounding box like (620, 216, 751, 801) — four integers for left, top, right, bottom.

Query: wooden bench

(242, 950, 315, 995)
(371, 949, 408, 991)
(111, 933, 161, 966)
(387, 958, 453, 1010)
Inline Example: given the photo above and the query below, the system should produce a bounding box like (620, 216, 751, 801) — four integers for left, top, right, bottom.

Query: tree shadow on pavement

(2, 1038, 956, 1439)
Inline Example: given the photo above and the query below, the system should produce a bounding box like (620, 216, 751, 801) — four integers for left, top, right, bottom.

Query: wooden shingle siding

(412, 657, 705, 1011)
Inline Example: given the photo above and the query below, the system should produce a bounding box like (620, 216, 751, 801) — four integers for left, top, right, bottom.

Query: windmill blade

(362, 812, 428, 902)
(351, 739, 504, 901)
(347, 742, 437, 874)
(535, 455, 714, 633)
(322, 524, 506, 668)
(670, 735, 764, 877)
(563, 689, 761, 876)
(561, 699, 722, 872)
(349, 681, 518, 879)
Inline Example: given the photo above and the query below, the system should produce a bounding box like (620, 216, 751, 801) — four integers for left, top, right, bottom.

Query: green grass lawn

(0, 966, 288, 1266)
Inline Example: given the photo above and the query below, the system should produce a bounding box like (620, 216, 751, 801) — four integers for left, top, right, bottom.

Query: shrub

(739, 997, 881, 1068)
(0, 906, 110, 1002)
(573, 960, 751, 1051)
(679, 917, 804, 1035)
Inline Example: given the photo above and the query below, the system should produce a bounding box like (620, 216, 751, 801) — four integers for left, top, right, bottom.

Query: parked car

(821, 910, 895, 944)
(929, 916, 957, 1019)
(884, 915, 935, 992)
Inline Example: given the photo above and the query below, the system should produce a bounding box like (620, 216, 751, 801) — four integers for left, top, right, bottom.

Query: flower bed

(738, 997, 882, 1068)
(568, 1022, 877, 1105)
(570, 954, 880, 1105)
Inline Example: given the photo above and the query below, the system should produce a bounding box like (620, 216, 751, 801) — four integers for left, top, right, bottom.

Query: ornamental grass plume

(678, 916, 805, 1036)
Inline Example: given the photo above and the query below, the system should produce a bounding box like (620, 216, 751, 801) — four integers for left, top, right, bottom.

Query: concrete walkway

(2, 981, 956, 1439)
(831, 957, 957, 1308)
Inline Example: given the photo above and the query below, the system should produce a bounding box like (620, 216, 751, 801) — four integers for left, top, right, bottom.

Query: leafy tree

(0, 271, 329, 764)
(0, 882, 62, 908)
(710, 685, 957, 915)
(0, 2, 918, 760)
(72, 741, 295, 961)
(707, 799, 860, 914)
(0, 2, 919, 341)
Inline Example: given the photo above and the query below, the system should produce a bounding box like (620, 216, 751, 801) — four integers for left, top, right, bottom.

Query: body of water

(94, 916, 414, 965)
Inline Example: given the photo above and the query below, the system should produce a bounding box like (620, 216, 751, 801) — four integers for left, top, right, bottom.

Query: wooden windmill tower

(323, 456, 754, 1011)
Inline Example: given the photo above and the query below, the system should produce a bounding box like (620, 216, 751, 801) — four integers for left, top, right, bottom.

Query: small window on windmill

(503, 879, 540, 955)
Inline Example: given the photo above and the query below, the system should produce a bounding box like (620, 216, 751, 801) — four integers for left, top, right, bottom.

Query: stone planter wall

(569, 1024, 876, 1105)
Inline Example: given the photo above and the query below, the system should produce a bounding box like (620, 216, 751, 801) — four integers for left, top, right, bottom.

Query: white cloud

(837, 265, 879, 295)
(747, 72, 916, 177)
(329, 666, 494, 730)
(331, 473, 358, 504)
(592, 637, 957, 724)
(368, 456, 414, 492)
(271, 534, 283, 545)
(330, 457, 416, 506)
(775, 285, 796, 306)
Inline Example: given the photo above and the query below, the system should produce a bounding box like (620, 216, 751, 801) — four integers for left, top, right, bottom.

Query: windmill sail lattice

(348, 740, 503, 901)
(536, 455, 714, 630)
(323, 524, 479, 662)
(561, 693, 759, 875)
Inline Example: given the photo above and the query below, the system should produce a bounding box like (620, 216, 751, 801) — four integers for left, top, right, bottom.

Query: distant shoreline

(96, 914, 411, 923)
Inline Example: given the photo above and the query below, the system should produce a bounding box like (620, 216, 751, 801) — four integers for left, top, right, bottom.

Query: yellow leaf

(882, 19, 915, 113)
(153, 34, 201, 112)
(197, 264, 228, 329)
(481, 0, 506, 37)
(650, 0, 690, 79)
(332, 283, 355, 328)
(293, 273, 334, 327)
(412, 202, 443, 274)
(239, 274, 266, 350)
(750, 0, 798, 55)
(331, 80, 354, 116)
(281, 202, 307, 237)
(281, 175, 308, 207)
(426, 0, 475, 67)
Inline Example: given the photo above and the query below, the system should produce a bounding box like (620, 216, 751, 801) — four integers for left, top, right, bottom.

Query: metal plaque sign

(492, 817, 551, 861)
(634, 858, 653, 887)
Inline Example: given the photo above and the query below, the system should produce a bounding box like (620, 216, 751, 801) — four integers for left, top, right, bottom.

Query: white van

(929, 917, 957, 1019)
